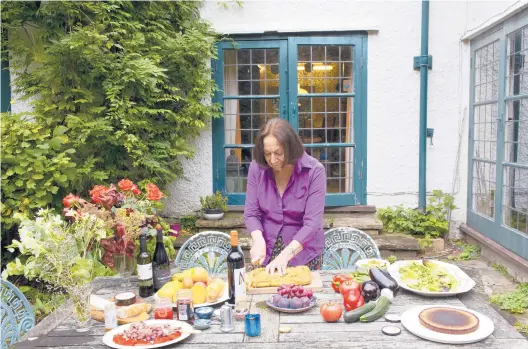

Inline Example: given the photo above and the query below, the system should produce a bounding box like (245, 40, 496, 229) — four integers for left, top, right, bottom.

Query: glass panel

(474, 40, 499, 103)
(224, 98, 279, 145)
(505, 99, 528, 165)
(502, 166, 528, 234)
(225, 148, 254, 193)
(297, 45, 354, 94)
(305, 147, 354, 194)
(472, 160, 496, 218)
(224, 48, 280, 96)
(507, 25, 528, 97)
(298, 97, 353, 144)
(473, 104, 498, 160)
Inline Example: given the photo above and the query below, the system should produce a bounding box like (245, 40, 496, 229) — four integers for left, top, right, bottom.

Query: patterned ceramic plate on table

(265, 296, 317, 313)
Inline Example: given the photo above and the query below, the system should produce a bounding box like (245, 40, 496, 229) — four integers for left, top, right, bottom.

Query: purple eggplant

(361, 280, 381, 302)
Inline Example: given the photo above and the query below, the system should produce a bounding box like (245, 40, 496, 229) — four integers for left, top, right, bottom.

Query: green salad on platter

(398, 261, 459, 292)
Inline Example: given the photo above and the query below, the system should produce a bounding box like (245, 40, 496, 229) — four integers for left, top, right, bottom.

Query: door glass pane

(297, 45, 354, 94)
(224, 49, 279, 96)
(475, 41, 499, 103)
(506, 26, 528, 97)
(225, 148, 254, 193)
(472, 161, 496, 219)
(305, 147, 353, 193)
(473, 104, 498, 160)
(503, 99, 528, 234)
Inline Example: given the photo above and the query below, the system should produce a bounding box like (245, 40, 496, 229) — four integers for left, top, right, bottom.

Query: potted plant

(200, 191, 228, 220)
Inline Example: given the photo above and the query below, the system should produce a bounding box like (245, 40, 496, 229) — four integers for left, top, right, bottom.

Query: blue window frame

(467, 12, 528, 259)
(212, 34, 368, 207)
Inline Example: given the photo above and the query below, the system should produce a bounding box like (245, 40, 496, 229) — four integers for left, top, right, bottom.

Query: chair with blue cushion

(174, 231, 235, 275)
(1, 279, 35, 349)
(322, 227, 381, 270)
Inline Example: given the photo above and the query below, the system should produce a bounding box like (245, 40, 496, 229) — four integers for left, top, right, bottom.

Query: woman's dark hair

(253, 118, 304, 166)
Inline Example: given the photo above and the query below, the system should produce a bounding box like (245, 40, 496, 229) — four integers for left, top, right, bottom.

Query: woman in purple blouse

(244, 118, 327, 276)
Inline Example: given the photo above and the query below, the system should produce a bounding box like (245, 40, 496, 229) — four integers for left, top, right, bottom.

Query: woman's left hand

(265, 252, 291, 276)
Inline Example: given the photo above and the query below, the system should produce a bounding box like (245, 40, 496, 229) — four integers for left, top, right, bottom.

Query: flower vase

(69, 283, 92, 332)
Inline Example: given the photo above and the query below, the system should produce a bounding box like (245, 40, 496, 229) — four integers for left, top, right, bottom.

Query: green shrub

(1, 1, 222, 247)
(200, 191, 228, 213)
(377, 190, 456, 238)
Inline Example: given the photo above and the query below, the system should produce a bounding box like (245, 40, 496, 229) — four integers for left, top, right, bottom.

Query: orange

(192, 267, 209, 283)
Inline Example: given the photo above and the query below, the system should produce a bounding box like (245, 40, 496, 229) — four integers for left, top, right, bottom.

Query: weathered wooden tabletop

(14, 270, 528, 349)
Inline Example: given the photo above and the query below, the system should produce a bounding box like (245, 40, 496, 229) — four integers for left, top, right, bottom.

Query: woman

(244, 118, 327, 276)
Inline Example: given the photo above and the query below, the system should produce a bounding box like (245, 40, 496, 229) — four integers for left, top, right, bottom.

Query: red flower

(89, 185, 109, 204)
(98, 184, 124, 210)
(62, 193, 80, 208)
(146, 183, 164, 201)
(118, 179, 134, 191)
(131, 184, 142, 196)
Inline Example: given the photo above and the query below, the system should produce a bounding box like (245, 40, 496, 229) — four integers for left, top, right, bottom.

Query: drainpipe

(414, 0, 433, 210)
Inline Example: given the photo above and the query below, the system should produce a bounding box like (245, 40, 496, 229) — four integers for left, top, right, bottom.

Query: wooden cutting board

(247, 271, 323, 295)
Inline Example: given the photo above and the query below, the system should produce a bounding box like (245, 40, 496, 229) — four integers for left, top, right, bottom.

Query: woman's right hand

(250, 230, 266, 266)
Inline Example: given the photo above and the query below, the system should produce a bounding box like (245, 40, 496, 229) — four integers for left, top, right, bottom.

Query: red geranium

(131, 184, 142, 196)
(146, 183, 164, 201)
(89, 185, 109, 204)
(118, 179, 134, 192)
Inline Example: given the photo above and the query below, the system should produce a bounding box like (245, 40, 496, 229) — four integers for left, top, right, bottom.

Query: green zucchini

(343, 301, 377, 323)
(360, 289, 393, 322)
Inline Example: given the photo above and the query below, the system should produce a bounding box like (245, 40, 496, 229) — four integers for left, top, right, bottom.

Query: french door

(467, 15, 528, 259)
(212, 35, 367, 206)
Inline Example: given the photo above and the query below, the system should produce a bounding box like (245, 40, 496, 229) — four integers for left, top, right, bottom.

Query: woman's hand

(265, 252, 290, 276)
(250, 230, 266, 266)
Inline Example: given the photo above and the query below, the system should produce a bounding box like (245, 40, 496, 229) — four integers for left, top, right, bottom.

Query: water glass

(70, 283, 92, 332)
(114, 252, 135, 288)
(244, 313, 261, 337)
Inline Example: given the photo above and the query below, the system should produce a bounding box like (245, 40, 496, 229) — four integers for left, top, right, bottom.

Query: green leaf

(53, 126, 68, 136)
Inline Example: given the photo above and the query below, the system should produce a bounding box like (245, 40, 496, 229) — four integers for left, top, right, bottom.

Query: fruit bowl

(266, 295, 317, 313)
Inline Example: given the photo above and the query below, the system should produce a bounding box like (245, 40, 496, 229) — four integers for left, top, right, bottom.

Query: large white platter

(388, 259, 476, 297)
(401, 305, 494, 344)
(102, 319, 193, 349)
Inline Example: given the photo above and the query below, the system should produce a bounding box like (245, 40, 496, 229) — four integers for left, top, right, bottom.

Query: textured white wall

(193, 0, 520, 226)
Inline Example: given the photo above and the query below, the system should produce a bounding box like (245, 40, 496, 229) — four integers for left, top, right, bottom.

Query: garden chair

(174, 231, 236, 275)
(1, 279, 35, 349)
(322, 227, 381, 270)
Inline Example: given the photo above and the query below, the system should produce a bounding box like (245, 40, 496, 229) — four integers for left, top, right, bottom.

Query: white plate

(388, 260, 476, 297)
(401, 305, 494, 344)
(354, 258, 390, 272)
(265, 296, 317, 313)
(153, 285, 229, 308)
(102, 319, 193, 349)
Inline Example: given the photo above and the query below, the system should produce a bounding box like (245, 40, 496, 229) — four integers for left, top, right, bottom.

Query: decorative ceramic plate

(265, 296, 317, 313)
(388, 260, 476, 297)
(401, 305, 494, 344)
(102, 320, 193, 349)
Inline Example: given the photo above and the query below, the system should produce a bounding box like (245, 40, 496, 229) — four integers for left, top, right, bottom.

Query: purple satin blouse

(243, 152, 326, 266)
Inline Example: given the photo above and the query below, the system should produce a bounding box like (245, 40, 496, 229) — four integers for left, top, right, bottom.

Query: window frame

(212, 33, 368, 207)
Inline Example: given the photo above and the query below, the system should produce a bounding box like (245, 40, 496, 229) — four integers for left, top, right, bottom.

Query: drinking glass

(70, 283, 92, 332)
(244, 313, 261, 337)
(114, 252, 135, 289)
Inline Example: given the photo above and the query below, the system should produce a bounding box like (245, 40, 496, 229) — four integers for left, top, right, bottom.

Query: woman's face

(263, 135, 285, 171)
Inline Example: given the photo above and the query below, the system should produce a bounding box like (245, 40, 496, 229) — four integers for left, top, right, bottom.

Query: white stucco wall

(183, 0, 521, 228)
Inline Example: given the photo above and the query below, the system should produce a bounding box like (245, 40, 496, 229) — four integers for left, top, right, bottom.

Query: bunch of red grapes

(270, 284, 314, 309)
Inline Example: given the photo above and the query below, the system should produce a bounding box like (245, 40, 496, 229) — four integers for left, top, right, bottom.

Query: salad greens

(399, 261, 458, 292)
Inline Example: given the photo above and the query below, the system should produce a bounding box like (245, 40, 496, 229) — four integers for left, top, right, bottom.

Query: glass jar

(176, 289, 195, 324)
(154, 297, 174, 320)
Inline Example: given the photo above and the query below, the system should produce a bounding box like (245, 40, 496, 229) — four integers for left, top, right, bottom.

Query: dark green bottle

(137, 234, 154, 297)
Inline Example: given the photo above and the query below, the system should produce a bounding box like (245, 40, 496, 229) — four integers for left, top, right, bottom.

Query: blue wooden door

(213, 35, 367, 207)
(467, 17, 528, 259)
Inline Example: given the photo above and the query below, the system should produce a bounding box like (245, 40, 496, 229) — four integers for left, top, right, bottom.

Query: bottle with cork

(226, 230, 246, 306)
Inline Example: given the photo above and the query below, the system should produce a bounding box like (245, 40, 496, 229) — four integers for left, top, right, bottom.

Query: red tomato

(320, 302, 343, 322)
(356, 295, 365, 308)
(343, 289, 362, 311)
(339, 280, 360, 296)
(331, 274, 352, 293)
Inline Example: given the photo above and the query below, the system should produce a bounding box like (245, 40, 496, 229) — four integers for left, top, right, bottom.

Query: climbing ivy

(1, 1, 222, 242)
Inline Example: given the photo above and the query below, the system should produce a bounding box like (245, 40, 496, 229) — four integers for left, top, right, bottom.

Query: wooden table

(15, 271, 528, 349)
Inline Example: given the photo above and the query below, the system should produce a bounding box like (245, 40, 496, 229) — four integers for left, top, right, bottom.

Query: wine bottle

(152, 229, 171, 292)
(227, 230, 246, 306)
(137, 234, 154, 297)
